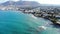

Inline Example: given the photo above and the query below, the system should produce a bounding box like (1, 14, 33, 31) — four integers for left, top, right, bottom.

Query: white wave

(37, 26, 47, 31)
(31, 15, 37, 19)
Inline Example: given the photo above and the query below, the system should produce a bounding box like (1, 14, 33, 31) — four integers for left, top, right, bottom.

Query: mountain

(0, 1, 16, 6)
(0, 1, 40, 7)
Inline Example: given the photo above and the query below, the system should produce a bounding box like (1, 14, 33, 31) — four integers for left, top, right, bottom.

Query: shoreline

(0, 9, 60, 26)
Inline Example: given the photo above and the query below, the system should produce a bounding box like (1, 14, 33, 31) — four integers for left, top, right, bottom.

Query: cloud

(0, 0, 8, 3)
(35, 0, 60, 4)
(11, 0, 20, 2)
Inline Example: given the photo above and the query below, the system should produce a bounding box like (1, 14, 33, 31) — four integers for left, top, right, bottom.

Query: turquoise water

(0, 10, 59, 34)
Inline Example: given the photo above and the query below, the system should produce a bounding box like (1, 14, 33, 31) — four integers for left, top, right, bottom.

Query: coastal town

(23, 7, 60, 25)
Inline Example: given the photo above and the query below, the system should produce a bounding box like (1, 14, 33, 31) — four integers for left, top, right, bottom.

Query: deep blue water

(0, 10, 59, 34)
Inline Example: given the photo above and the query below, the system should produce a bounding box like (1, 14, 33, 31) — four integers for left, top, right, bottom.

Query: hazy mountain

(0, 1, 15, 6)
(0, 1, 40, 7)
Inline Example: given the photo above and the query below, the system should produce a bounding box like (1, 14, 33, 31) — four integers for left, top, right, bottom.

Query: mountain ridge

(0, 1, 40, 7)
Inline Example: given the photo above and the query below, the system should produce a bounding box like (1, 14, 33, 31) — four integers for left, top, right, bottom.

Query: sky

(0, 0, 60, 5)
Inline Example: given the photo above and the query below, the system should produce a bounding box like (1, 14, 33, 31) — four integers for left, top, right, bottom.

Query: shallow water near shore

(0, 10, 60, 34)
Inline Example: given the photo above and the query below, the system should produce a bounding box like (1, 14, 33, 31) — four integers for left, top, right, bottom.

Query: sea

(0, 10, 60, 34)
